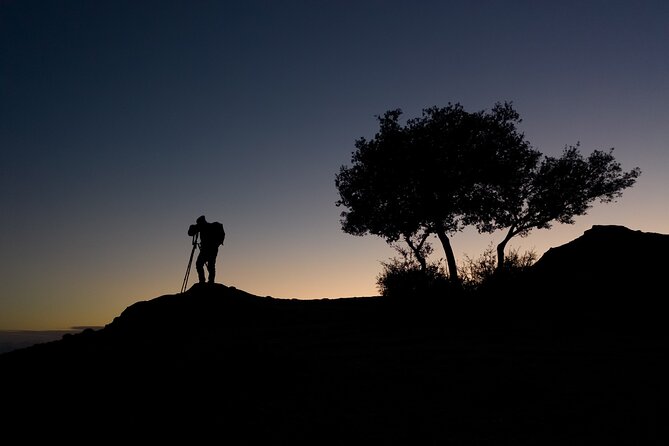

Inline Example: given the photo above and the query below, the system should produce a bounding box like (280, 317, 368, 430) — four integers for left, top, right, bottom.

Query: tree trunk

(404, 234, 428, 272)
(496, 228, 515, 271)
(413, 247, 428, 272)
(435, 229, 460, 285)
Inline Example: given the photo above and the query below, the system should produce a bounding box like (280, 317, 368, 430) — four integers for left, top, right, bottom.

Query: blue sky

(1, 0, 667, 331)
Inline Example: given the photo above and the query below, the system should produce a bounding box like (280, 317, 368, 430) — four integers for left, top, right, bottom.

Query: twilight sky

(1, 0, 667, 331)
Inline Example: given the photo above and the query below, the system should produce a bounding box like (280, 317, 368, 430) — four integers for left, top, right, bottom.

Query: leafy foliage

(336, 102, 536, 284)
(336, 101, 641, 294)
(376, 245, 450, 299)
(460, 244, 537, 291)
(481, 143, 641, 269)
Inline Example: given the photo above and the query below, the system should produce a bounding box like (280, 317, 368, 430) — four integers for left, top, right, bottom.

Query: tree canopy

(478, 143, 641, 269)
(335, 101, 641, 289)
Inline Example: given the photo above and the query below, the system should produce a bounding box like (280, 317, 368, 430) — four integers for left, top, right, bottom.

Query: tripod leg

(181, 244, 196, 293)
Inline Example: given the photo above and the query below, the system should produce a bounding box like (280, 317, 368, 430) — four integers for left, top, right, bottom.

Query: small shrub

(461, 244, 537, 290)
(377, 257, 450, 299)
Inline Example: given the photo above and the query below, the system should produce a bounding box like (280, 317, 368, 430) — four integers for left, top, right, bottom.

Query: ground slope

(1, 225, 668, 444)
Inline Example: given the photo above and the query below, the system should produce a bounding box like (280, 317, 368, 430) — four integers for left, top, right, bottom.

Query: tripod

(181, 233, 199, 293)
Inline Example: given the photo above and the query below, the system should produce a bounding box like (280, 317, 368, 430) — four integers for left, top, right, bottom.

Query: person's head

(196, 215, 207, 225)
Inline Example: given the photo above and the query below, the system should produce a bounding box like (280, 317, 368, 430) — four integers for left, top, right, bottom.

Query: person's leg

(195, 252, 206, 284)
(206, 250, 218, 283)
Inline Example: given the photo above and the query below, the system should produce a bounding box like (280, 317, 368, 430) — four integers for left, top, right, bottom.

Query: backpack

(211, 221, 225, 246)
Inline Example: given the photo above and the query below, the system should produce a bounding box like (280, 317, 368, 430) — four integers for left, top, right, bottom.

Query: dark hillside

(1, 225, 668, 444)
(517, 225, 669, 331)
(530, 224, 668, 291)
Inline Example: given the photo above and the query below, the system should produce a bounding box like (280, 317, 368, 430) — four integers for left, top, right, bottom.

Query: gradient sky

(1, 0, 667, 331)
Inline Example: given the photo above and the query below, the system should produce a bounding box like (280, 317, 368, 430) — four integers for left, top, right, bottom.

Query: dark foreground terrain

(2, 225, 668, 444)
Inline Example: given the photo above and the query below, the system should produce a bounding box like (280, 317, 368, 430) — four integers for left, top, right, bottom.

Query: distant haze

(0, 329, 92, 354)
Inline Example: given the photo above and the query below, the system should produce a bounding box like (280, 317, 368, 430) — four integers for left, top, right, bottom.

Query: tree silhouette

(473, 143, 641, 269)
(334, 109, 432, 266)
(336, 102, 534, 285)
(336, 102, 641, 290)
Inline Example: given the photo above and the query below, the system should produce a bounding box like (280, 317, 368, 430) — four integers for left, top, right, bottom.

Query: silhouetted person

(188, 215, 225, 284)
